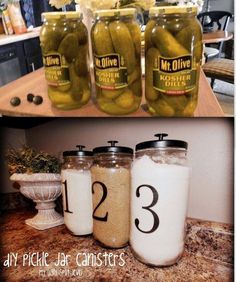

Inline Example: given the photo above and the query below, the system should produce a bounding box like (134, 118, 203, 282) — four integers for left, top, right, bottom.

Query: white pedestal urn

(10, 173, 64, 230)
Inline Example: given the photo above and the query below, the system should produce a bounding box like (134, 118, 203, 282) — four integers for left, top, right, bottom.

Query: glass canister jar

(130, 134, 190, 266)
(91, 141, 133, 248)
(61, 145, 93, 236)
(91, 9, 142, 115)
(40, 12, 91, 110)
(145, 6, 203, 117)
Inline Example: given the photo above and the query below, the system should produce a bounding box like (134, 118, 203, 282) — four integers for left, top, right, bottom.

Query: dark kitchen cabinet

(17, 37, 43, 76)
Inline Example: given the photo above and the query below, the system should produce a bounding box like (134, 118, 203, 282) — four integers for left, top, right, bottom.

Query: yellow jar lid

(150, 6, 198, 16)
(94, 8, 136, 18)
(42, 11, 82, 20)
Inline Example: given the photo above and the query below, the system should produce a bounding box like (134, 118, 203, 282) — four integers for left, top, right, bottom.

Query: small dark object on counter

(27, 93, 34, 102)
(33, 95, 43, 105)
(10, 97, 21, 107)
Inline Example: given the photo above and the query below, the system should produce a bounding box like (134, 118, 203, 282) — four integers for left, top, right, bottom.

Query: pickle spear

(75, 44, 89, 77)
(146, 47, 160, 101)
(109, 20, 136, 74)
(145, 19, 156, 51)
(125, 22, 141, 56)
(92, 21, 114, 55)
(58, 33, 79, 63)
(151, 26, 189, 57)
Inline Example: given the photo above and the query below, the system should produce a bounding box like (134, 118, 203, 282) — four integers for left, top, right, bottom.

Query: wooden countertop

(0, 27, 41, 46)
(0, 68, 224, 117)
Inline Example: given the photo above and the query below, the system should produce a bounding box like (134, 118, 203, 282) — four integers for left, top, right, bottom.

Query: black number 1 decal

(62, 180, 73, 214)
(135, 185, 159, 234)
(92, 181, 108, 222)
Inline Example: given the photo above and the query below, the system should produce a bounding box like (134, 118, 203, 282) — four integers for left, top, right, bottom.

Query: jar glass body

(130, 148, 190, 266)
(40, 15, 91, 110)
(91, 13, 142, 115)
(91, 153, 132, 248)
(145, 12, 202, 117)
(61, 156, 93, 235)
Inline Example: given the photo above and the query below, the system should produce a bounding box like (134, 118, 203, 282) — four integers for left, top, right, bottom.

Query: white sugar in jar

(61, 146, 93, 236)
(130, 133, 190, 266)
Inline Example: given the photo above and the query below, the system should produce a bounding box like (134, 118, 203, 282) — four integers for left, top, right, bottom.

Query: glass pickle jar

(91, 9, 142, 115)
(61, 145, 93, 236)
(91, 141, 133, 248)
(40, 12, 91, 110)
(145, 6, 203, 117)
(131, 134, 190, 266)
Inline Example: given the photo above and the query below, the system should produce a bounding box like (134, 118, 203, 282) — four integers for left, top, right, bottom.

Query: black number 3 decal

(135, 185, 159, 234)
(92, 181, 108, 222)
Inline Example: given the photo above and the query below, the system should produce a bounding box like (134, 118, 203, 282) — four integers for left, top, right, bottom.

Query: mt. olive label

(159, 56, 192, 73)
(153, 55, 197, 96)
(94, 53, 128, 90)
(43, 53, 70, 87)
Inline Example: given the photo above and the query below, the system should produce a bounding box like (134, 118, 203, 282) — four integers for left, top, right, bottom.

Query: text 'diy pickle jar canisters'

(131, 134, 190, 266)
(61, 145, 93, 236)
(145, 6, 202, 117)
(91, 141, 133, 248)
(40, 12, 91, 110)
(91, 9, 142, 115)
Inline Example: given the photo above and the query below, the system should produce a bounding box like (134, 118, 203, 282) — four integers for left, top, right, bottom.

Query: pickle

(145, 48, 160, 101)
(149, 99, 175, 117)
(58, 33, 79, 63)
(176, 26, 202, 62)
(92, 21, 114, 55)
(115, 89, 135, 109)
(145, 19, 156, 51)
(128, 68, 141, 85)
(151, 26, 189, 57)
(102, 89, 124, 100)
(75, 44, 89, 76)
(161, 94, 188, 112)
(182, 100, 197, 117)
(48, 87, 75, 105)
(76, 22, 88, 45)
(40, 27, 64, 53)
(129, 79, 142, 97)
(98, 95, 140, 115)
(125, 22, 141, 56)
(109, 21, 136, 74)
(69, 64, 83, 100)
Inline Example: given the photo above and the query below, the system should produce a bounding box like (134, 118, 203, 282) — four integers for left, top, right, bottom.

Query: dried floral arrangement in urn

(6, 146, 64, 230)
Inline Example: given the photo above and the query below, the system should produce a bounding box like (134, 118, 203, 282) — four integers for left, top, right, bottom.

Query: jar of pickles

(61, 145, 93, 236)
(91, 141, 133, 248)
(91, 9, 142, 115)
(145, 6, 202, 117)
(130, 133, 190, 266)
(40, 12, 91, 110)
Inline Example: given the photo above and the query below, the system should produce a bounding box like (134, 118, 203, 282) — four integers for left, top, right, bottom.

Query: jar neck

(151, 13, 196, 20)
(96, 15, 135, 21)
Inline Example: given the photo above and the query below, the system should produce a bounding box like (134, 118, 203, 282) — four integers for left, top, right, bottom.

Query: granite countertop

(0, 210, 233, 282)
(0, 27, 41, 46)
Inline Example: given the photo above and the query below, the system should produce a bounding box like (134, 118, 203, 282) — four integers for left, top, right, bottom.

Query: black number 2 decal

(135, 185, 159, 234)
(92, 181, 108, 222)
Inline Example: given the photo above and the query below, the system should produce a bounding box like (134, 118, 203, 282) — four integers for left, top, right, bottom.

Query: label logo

(159, 55, 192, 73)
(95, 54, 120, 70)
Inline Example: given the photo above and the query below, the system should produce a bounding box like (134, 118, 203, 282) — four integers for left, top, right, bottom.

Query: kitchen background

(0, 117, 233, 225)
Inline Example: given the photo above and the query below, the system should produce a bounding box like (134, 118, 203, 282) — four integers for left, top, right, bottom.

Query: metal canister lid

(94, 8, 136, 18)
(135, 133, 188, 151)
(63, 145, 93, 157)
(149, 6, 198, 16)
(93, 141, 133, 155)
